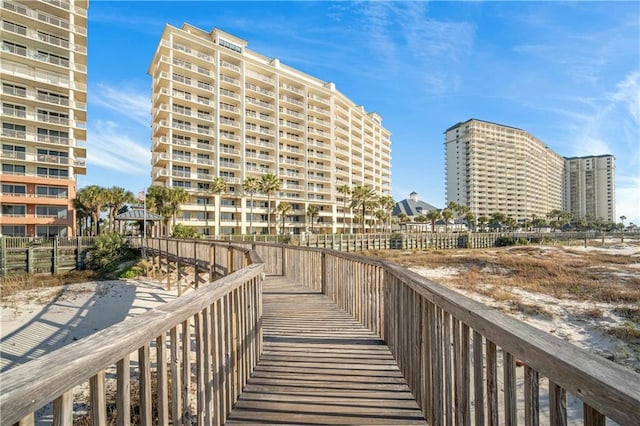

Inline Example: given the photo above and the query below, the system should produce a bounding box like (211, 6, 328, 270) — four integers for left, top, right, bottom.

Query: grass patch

(365, 247, 640, 303)
(612, 307, 640, 324)
(605, 323, 640, 342)
(0, 270, 98, 301)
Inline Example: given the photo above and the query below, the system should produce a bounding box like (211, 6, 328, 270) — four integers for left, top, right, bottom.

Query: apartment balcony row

(2, 84, 87, 110)
(1, 60, 86, 92)
(279, 107, 303, 119)
(2, 106, 86, 129)
(153, 104, 214, 121)
(153, 87, 213, 107)
(1, 149, 85, 167)
(245, 83, 274, 97)
(1, 42, 86, 73)
(152, 152, 216, 166)
(279, 82, 303, 95)
(152, 136, 214, 152)
(1, 0, 87, 35)
(245, 124, 274, 136)
(0, 169, 79, 181)
(158, 39, 212, 63)
(0, 192, 70, 206)
(245, 69, 275, 85)
(1, 20, 87, 55)
(245, 110, 274, 123)
(155, 71, 213, 92)
(153, 120, 213, 136)
(1, 128, 86, 148)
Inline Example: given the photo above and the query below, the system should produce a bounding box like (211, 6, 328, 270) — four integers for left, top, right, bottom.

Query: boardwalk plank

(226, 277, 427, 425)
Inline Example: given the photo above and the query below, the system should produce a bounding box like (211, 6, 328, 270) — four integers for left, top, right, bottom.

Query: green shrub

(495, 236, 517, 247)
(119, 268, 137, 279)
(516, 238, 529, 245)
(86, 233, 135, 272)
(172, 224, 200, 239)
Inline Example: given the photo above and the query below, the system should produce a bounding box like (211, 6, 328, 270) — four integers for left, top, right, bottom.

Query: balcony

(1, 0, 87, 36)
(1, 60, 85, 91)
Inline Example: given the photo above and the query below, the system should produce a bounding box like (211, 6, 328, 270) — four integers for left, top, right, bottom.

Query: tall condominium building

(149, 24, 392, 235)
(1, 0, 88, 237)
(564, 155, 615, 222)
(444, 119, 564, 222)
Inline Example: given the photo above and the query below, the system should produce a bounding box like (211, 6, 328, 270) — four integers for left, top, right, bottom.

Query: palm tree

(211, 177, 228, 236)
(276, 201, 293, 235)
(426, 209, 441, 232)
(243, 177, 260, 235)
(337, 184, 351, 234)
(259, 173, 280, 235)
(477, 216, 489, 232)
(441, 208, 454, 232)
(464, 211, 476, 232)
(307, 204, 320, 232)
(374, 209, 387, 232)
(378, 195, 395, 232)
(72, 197, 90, 236)
(168, 187, 189, 233)
(104, 186, 134, 233)
(75, 185, 107, 236)
(146, 186, 172, 235)
(350, 185, 377, 234)
(491, 212, 507, 231)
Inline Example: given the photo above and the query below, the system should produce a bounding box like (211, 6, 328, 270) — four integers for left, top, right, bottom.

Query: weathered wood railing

(260, 243, 640, 425)
(0, 240, 264, 425)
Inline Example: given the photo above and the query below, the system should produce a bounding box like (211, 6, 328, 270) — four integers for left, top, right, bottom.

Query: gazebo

(114, 206, 163, 237)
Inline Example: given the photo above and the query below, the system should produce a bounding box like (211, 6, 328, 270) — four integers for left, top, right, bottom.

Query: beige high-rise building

(1, 0, 87, 237)
(445, 119, 564, 223)
(148, 24, 392, 235)
(564, 155, 615, 222)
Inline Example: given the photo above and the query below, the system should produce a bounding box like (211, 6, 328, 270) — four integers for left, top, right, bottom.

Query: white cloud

(92, 84, 150, 127)
(87, 120, 150, 176)
(609, 71, 640, 123)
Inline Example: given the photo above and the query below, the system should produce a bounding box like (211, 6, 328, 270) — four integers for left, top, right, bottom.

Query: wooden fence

(265, 243, 640, 425)
(0, 237, 96, 276)
(0, 240, 264, 426)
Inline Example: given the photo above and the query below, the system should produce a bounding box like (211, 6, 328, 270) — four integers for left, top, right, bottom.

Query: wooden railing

(0, 239, 264, 425)
(258, 243, 640, 425)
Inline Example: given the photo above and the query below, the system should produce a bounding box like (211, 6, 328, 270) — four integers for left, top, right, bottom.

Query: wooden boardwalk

(226, 276, 427, 425)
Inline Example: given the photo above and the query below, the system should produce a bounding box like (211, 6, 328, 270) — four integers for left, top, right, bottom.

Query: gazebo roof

(115, 206, 163, 221)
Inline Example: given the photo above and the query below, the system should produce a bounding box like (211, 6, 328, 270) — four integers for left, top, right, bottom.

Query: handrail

(0, 239, 264, 425)
(248, 241, 640, 425)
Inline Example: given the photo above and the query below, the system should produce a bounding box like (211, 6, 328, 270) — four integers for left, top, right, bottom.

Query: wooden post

(321, 252, 326, 295)
(0, 237, 6, 276)
(52, 239, 58, 275)
(209, 244, 215, 282)
(227, 245, 233, 274)
(76, 236, 81, 270)
(176, 241, 182, 296)
(27, 246, 34, 274)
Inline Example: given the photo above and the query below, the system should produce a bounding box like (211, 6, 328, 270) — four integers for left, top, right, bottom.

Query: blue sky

(83, 1, 640, 224)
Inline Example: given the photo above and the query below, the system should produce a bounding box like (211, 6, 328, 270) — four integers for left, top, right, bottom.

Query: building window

(2, 163, 26, 175)
(2, 204, 26, 216)
(1, 225, 26, 236)
(36, 225, 68, 238)
(2, 183, 26, 195)
(36, 205, 67, 218)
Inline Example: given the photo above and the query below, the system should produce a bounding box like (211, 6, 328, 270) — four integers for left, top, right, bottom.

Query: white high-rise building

(148, 24, 392, 235)
(1, 0, 88, 237)
(444, 119, 564, 223)
(564, 155, 615, 222)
